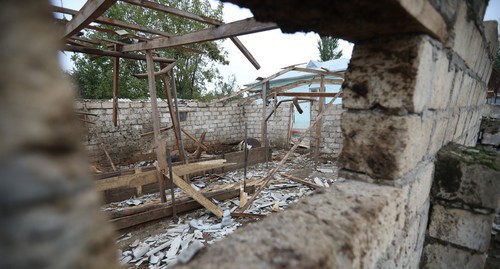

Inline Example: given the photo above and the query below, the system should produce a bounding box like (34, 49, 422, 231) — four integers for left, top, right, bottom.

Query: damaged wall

(176, 0, 498, 268)
(76, 100, 291, 166)
(310, 103, 344, 157)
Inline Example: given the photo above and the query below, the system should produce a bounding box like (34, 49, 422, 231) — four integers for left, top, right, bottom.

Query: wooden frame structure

(54, 0, 278, 219)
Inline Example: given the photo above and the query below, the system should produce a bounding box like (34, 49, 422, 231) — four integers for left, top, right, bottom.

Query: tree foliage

(494, 46, 500, 72)
(70, 0, 235, 100)
(317, 36, 343, 61)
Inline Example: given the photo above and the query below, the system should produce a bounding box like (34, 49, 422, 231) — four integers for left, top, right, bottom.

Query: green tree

(494, 46, 500, 71)
(70, 0, 235, 100)
(317, 36, 343, 61)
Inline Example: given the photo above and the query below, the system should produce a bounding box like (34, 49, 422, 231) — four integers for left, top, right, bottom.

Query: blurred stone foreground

(0, 1, 120, 268)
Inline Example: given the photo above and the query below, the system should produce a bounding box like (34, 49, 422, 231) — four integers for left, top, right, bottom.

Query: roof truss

(52, 0, 276, 69)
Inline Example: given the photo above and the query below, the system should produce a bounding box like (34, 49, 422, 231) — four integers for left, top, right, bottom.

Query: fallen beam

(94, 159, 234, 192)
(281, 173, 324, 189)
(109, 183, 257, 230)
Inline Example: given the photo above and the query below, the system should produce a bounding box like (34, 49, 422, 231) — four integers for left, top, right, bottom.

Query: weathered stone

(343, 35, 433, 113)
(178, 180, 404, 269)
(433, 143, 500, 209)
(428, 204, 493, 252)
(340, 111, 432, 179)
(421, 241, 487, 269)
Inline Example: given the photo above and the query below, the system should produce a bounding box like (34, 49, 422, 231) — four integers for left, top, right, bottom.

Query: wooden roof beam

(63, 44, 175, 63)
(292, 67, 344, 77)
(121, 17, 278, 52)
(120, 0, 262, 69)
(53, 5, 174, 37)
(63, 0, 117, 39)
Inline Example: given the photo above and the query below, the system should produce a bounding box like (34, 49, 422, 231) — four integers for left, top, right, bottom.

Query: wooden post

(145, 50, 167, 202)
(170, 70, 188, 164)
(314, 75, 325, 168)
(112, 44, 119, 126)
(167, 149, 177, 220)
(287, 103, 294, 149)
(159, 63, 183, 159)
(261, 82, 268, 165)
(238, 91, 342, 212)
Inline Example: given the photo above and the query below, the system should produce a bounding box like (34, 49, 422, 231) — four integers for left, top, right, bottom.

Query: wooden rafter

(216, 66, 294, 103)
(121, 18, 278, 52)
(120, 0, 261, 69)
(64, 44, 175, 63)
(54, 5, 173, 37)
(277, 92, 343, 98)
(292, 67, 344, 77)
(63, 0, 117, 38)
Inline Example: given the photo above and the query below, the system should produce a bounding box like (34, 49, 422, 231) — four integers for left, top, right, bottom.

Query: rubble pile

(111, 151, 340, 268)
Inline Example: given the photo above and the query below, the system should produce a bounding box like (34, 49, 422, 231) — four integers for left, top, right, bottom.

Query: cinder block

(101, 102, 113, 109)
(421, 241, 487, 269)
(340, 111, 432, 179)
(428, 204, 493, 252)
(117, 102, 130, 108)
(85, 102, 102, 109)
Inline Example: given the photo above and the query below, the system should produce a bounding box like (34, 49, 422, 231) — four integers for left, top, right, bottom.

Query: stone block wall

(176, 1, 499, 268)
(76, 100, 291, 165)
(310, 103, 344, 157)
(420, 143, 499, 268)
(480, 104, 500, 146)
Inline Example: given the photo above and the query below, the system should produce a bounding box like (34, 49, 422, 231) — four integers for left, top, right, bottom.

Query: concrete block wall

(420, 143, 499, 269)
(310, 103, 344, 157)
(76, 100, 290, 165)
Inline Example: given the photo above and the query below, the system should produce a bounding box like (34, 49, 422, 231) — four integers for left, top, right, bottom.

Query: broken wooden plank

(170, 172, 223, 218)
(193, 132, 207, 159)
(181, 128, 208, 151)
(281, 173, 323, 189)
(109, 184, 256, 230)
(94, 160, 234, 192)
(216, 66, 294, 103)
(63, 0, 116, 38)
(121, 18, 278, 52)
(238, 91, 342, 212)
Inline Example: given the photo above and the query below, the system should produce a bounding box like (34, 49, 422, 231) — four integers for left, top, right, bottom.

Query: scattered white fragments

(115, 150, 339, 268)
(178, 240, 204, 264)
(133, 243, 150, 260)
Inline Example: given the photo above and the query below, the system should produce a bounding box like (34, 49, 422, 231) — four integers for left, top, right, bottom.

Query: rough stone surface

(432, 143, 500, 209)
(342, 35, 432, 113)
(340, 111, 432, 179)
(428, 204, 494, 252)
(420, 242, 487, 269)
(0, 1, 119, 268)
(177, 180, 404, 269)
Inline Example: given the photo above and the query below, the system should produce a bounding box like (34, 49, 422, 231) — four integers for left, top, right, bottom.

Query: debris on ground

(111, 150, 340, 268)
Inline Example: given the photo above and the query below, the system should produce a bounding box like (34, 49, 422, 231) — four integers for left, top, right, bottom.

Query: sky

(54, 0, 499, 89)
